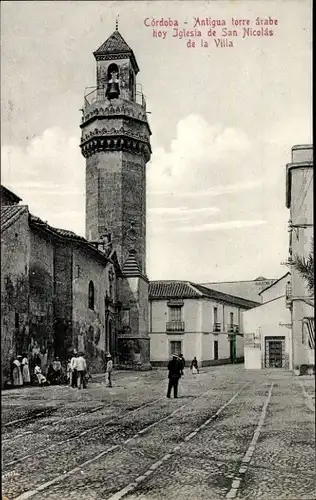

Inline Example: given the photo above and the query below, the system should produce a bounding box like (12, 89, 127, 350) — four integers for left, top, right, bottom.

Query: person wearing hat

(105, 353, 113, 388)
(167, 354, 182, 398)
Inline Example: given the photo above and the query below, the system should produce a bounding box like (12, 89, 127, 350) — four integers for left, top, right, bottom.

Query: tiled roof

(122, 251, 141, 276)
(1, 185, 22, 204)
(192, 283, 260, 308)
(149, 280, 260, 309)
(149, 281, 202, 299)
(29, 215, 113, 264)
(94, 31, 132, 55)
(29, 215, 87, 242)
(1, 205, 28, 231)
(93, 31, 139, 72)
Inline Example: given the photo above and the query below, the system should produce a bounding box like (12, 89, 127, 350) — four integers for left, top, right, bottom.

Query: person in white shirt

(70, 352, 78, 388)
(34, 365, 48, 385)
(105, 353, 113, 388)
(76, 353, 87, 389)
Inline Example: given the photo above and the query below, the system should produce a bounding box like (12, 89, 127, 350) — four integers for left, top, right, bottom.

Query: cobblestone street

(2, 365, 315, 500)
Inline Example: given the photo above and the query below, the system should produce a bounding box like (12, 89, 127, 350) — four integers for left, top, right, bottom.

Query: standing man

(105, 353, 113, 388)
(167, 354, 182, 398)
(179, 353, 185, 376)
(70, 351, 78, 388)
(76, 352, 87, 389)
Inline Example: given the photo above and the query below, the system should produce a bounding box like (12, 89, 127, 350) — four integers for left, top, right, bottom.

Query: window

(230, 312, 234, 326)
(169, 306, 182, 322)
(88, 281, 95, 310)
(214, 340, 219, 360)
(213, 307, 218, 323)
(170, 341, 182, 356)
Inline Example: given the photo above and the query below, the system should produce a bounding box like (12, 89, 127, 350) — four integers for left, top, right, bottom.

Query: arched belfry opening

(106, 63, 120, 99)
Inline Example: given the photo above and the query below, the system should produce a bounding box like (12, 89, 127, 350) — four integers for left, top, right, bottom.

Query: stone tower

(80, 29, 152, 369)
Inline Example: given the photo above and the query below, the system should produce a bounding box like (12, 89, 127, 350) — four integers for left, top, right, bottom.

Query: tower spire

(115, 14, 119, 31)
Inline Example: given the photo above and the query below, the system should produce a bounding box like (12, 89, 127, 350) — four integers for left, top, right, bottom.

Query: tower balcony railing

(166, 320, 185, 333)
(213, 322, 222, 333)
(83, 86, 147, 113)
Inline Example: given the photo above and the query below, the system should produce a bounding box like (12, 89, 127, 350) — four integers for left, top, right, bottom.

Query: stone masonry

(80, 29, 152, 368)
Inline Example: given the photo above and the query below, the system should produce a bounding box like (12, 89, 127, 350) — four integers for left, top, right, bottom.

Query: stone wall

(29, 229, 55, 362)
(53, 243, 73, 360)
(1, 210, 30, 386)
(118, 276, 151, 368)
(72, 247, 115, 373)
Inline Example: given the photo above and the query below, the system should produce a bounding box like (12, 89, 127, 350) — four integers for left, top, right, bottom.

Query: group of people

(67, 351, 89, 389)
(8, 349, 114, 390)
(12, 355, 31, 387)
(167, 354, 199, 398)
(9, 352, 87, 388)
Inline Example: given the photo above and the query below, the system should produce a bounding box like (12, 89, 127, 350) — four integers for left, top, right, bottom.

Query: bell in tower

(80, 28, 152, 370)
(106, 64, 120, 100)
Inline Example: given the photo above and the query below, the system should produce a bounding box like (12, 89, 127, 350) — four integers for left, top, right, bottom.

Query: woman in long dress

(190, 357, 199, 375)
(12, 356, 23, 387)
(21, 354, 31, 384)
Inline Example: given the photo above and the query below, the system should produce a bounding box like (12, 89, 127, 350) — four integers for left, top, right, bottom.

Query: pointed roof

(94, 30, 132, 54)
(122, 251, 141, 277)
(93, 30, 139, 73)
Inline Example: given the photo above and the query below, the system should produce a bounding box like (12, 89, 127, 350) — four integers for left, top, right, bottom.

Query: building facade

(243, 273, 292, 370)
(1, 29, 153, 376)
(1, 187, 121, 386)
(80, 29, 152, 369)
(149, 281, 259, 366)
(285, 144, 314, 373)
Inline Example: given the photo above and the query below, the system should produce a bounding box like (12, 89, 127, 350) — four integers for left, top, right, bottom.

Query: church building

(1, 28, 152, 385)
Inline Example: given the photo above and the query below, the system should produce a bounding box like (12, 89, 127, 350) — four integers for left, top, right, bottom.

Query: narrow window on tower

(88, 281, 95, 310)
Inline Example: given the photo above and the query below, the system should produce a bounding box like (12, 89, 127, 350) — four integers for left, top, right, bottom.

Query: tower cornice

(80, 135, 151, 161)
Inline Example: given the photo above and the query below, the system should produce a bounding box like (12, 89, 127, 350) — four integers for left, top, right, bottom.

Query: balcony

(83, 85, 147, 114)
(213, 323, 222, 333)
(227, 325, 240, 334)
(166, 321, 185, 333)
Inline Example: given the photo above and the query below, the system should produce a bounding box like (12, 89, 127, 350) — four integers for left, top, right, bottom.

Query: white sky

(1, 0, 312, 282)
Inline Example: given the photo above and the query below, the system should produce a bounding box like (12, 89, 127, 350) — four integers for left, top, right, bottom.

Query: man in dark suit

(167, 354, 182, 398)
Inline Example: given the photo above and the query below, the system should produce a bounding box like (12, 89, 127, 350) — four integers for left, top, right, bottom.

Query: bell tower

(80, 28, 152, 369)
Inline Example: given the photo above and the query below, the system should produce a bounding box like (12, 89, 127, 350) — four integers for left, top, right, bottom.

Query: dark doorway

(265, 339, 283, 368)
(214, 340, 219, 360)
